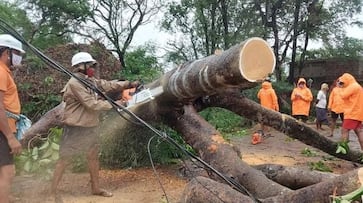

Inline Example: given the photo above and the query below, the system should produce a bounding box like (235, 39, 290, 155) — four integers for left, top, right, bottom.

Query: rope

(147, 135, 170, 203)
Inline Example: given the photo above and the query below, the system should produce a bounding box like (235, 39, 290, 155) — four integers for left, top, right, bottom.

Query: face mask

(12, 53, 22, 66)
(86, 67, 95, 77)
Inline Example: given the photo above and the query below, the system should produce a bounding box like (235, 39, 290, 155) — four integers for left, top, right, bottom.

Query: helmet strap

(8, 49, 13, 66)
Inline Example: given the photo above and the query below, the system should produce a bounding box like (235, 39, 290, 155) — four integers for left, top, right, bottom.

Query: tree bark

(164, 105, 291, 199)
(262, 168, 363, 202)
(181, 169, 363, 203)
(254, 164, 338, 189)
(181, 176, 254, 203)
(21, 102, 65, 147)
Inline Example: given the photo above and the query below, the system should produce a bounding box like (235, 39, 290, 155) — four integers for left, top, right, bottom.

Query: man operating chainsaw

(50, 52, 139, 198)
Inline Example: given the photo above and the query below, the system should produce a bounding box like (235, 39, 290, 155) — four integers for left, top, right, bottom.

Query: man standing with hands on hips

(0, 34, 24, 203)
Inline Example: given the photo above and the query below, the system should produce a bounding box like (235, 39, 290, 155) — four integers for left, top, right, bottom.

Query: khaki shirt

(62, 73, 129, 127)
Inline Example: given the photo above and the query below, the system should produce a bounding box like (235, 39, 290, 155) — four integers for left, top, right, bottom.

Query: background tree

(19, 0, 92, 49)
(161, 0, 261, 63)
(306, 37, 363, 59)
(163, 0, 363, 82)
(0, 1, 32, 39)
(114, 44, 163, 82)
(82, 0, 162, 72)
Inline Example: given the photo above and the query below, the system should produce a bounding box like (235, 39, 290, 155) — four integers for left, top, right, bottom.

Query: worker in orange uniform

(257, 80, 279, 133)
(337, 73, 363, 150)
(291, 78, 313, 123)
(328, 80, 344, 137)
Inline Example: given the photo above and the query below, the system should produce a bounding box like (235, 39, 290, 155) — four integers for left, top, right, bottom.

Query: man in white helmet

(0, 34, 24, 203)
(51, 52, 139, 198)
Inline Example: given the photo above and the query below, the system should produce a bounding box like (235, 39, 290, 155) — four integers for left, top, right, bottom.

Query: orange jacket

(257, 81, 279, 111)
(328, 87, 344, 114)
(338, 73, 363, 121)
(291, 78, 313, 116)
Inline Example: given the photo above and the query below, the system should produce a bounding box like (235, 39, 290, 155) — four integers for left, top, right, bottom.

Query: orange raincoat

(291, 78, 313, 116)
(328, 87, 344, 114)
(338, 73, 363, 121)
(257, 81, 279, 111)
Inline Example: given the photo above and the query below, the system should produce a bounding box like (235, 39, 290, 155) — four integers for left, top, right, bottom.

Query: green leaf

(41, 148, 54, 159)
(32, 147, 39, 160)
(38, 140, 50, 151)
(39, 159, 52, 165)
(24, 160, 32, 172)
(336, 141, 349, 155)
(51, 142, 60, 151)
(51, 152, 59, 161)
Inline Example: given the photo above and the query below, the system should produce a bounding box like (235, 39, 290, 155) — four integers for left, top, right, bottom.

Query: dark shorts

(342, 119, 362, 130)
(293, 115, 308, 122)
(316, 107, 328, 123)
(59, 125, 100, 159)
(0, 132, 13, 167)
(331, 111, 344, 120)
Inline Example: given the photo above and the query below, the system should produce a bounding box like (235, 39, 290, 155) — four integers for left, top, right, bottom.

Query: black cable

(0, 18, 259, 202)
(147, 135, 169, 203)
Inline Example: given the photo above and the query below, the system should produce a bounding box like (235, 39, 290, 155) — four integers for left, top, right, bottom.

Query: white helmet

(71, 52, 96, 67)
(0, 34, 25, 53)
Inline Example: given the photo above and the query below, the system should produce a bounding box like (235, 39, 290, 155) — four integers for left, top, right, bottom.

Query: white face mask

(12, 53, 22, 66)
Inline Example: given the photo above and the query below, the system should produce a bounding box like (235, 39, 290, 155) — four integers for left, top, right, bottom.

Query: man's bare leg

(87, 145, 112, 197)
(0, 165, 15, 203)
(341, 128, 350, 142)
(51, 159, 70, 195)
(329, 118, 337, 136)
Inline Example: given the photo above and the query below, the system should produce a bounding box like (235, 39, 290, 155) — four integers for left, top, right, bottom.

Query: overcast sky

(132, 12, 363, 51)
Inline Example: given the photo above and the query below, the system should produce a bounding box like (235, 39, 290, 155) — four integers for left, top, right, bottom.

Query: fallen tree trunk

(22, 37, 275, 144)
(200, 91, 363, 163)
(254, 164, 338, 189)
(181, 176, 254, 203)
(165, 104, 292, 199)
(181, 168, 363, 203)
(21, 102, 65, 147)
(262, 168, 363, 202)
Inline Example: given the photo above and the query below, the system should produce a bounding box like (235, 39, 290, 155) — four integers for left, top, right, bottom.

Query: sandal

(93, 189, 113, 197)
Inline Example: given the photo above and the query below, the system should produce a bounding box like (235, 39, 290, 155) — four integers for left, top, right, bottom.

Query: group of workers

(257, 74, 363, 149)
(0, 34, 140, 202)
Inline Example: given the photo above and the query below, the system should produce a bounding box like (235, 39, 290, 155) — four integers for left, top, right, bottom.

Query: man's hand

(7, 136, 22, 155)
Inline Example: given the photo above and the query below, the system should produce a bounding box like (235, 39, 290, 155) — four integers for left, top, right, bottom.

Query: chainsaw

(126, 85, 164, 108)
(251, 130, 273, 145)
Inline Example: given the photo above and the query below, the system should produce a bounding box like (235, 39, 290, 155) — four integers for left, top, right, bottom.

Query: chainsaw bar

(127, 86, 164, 108)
